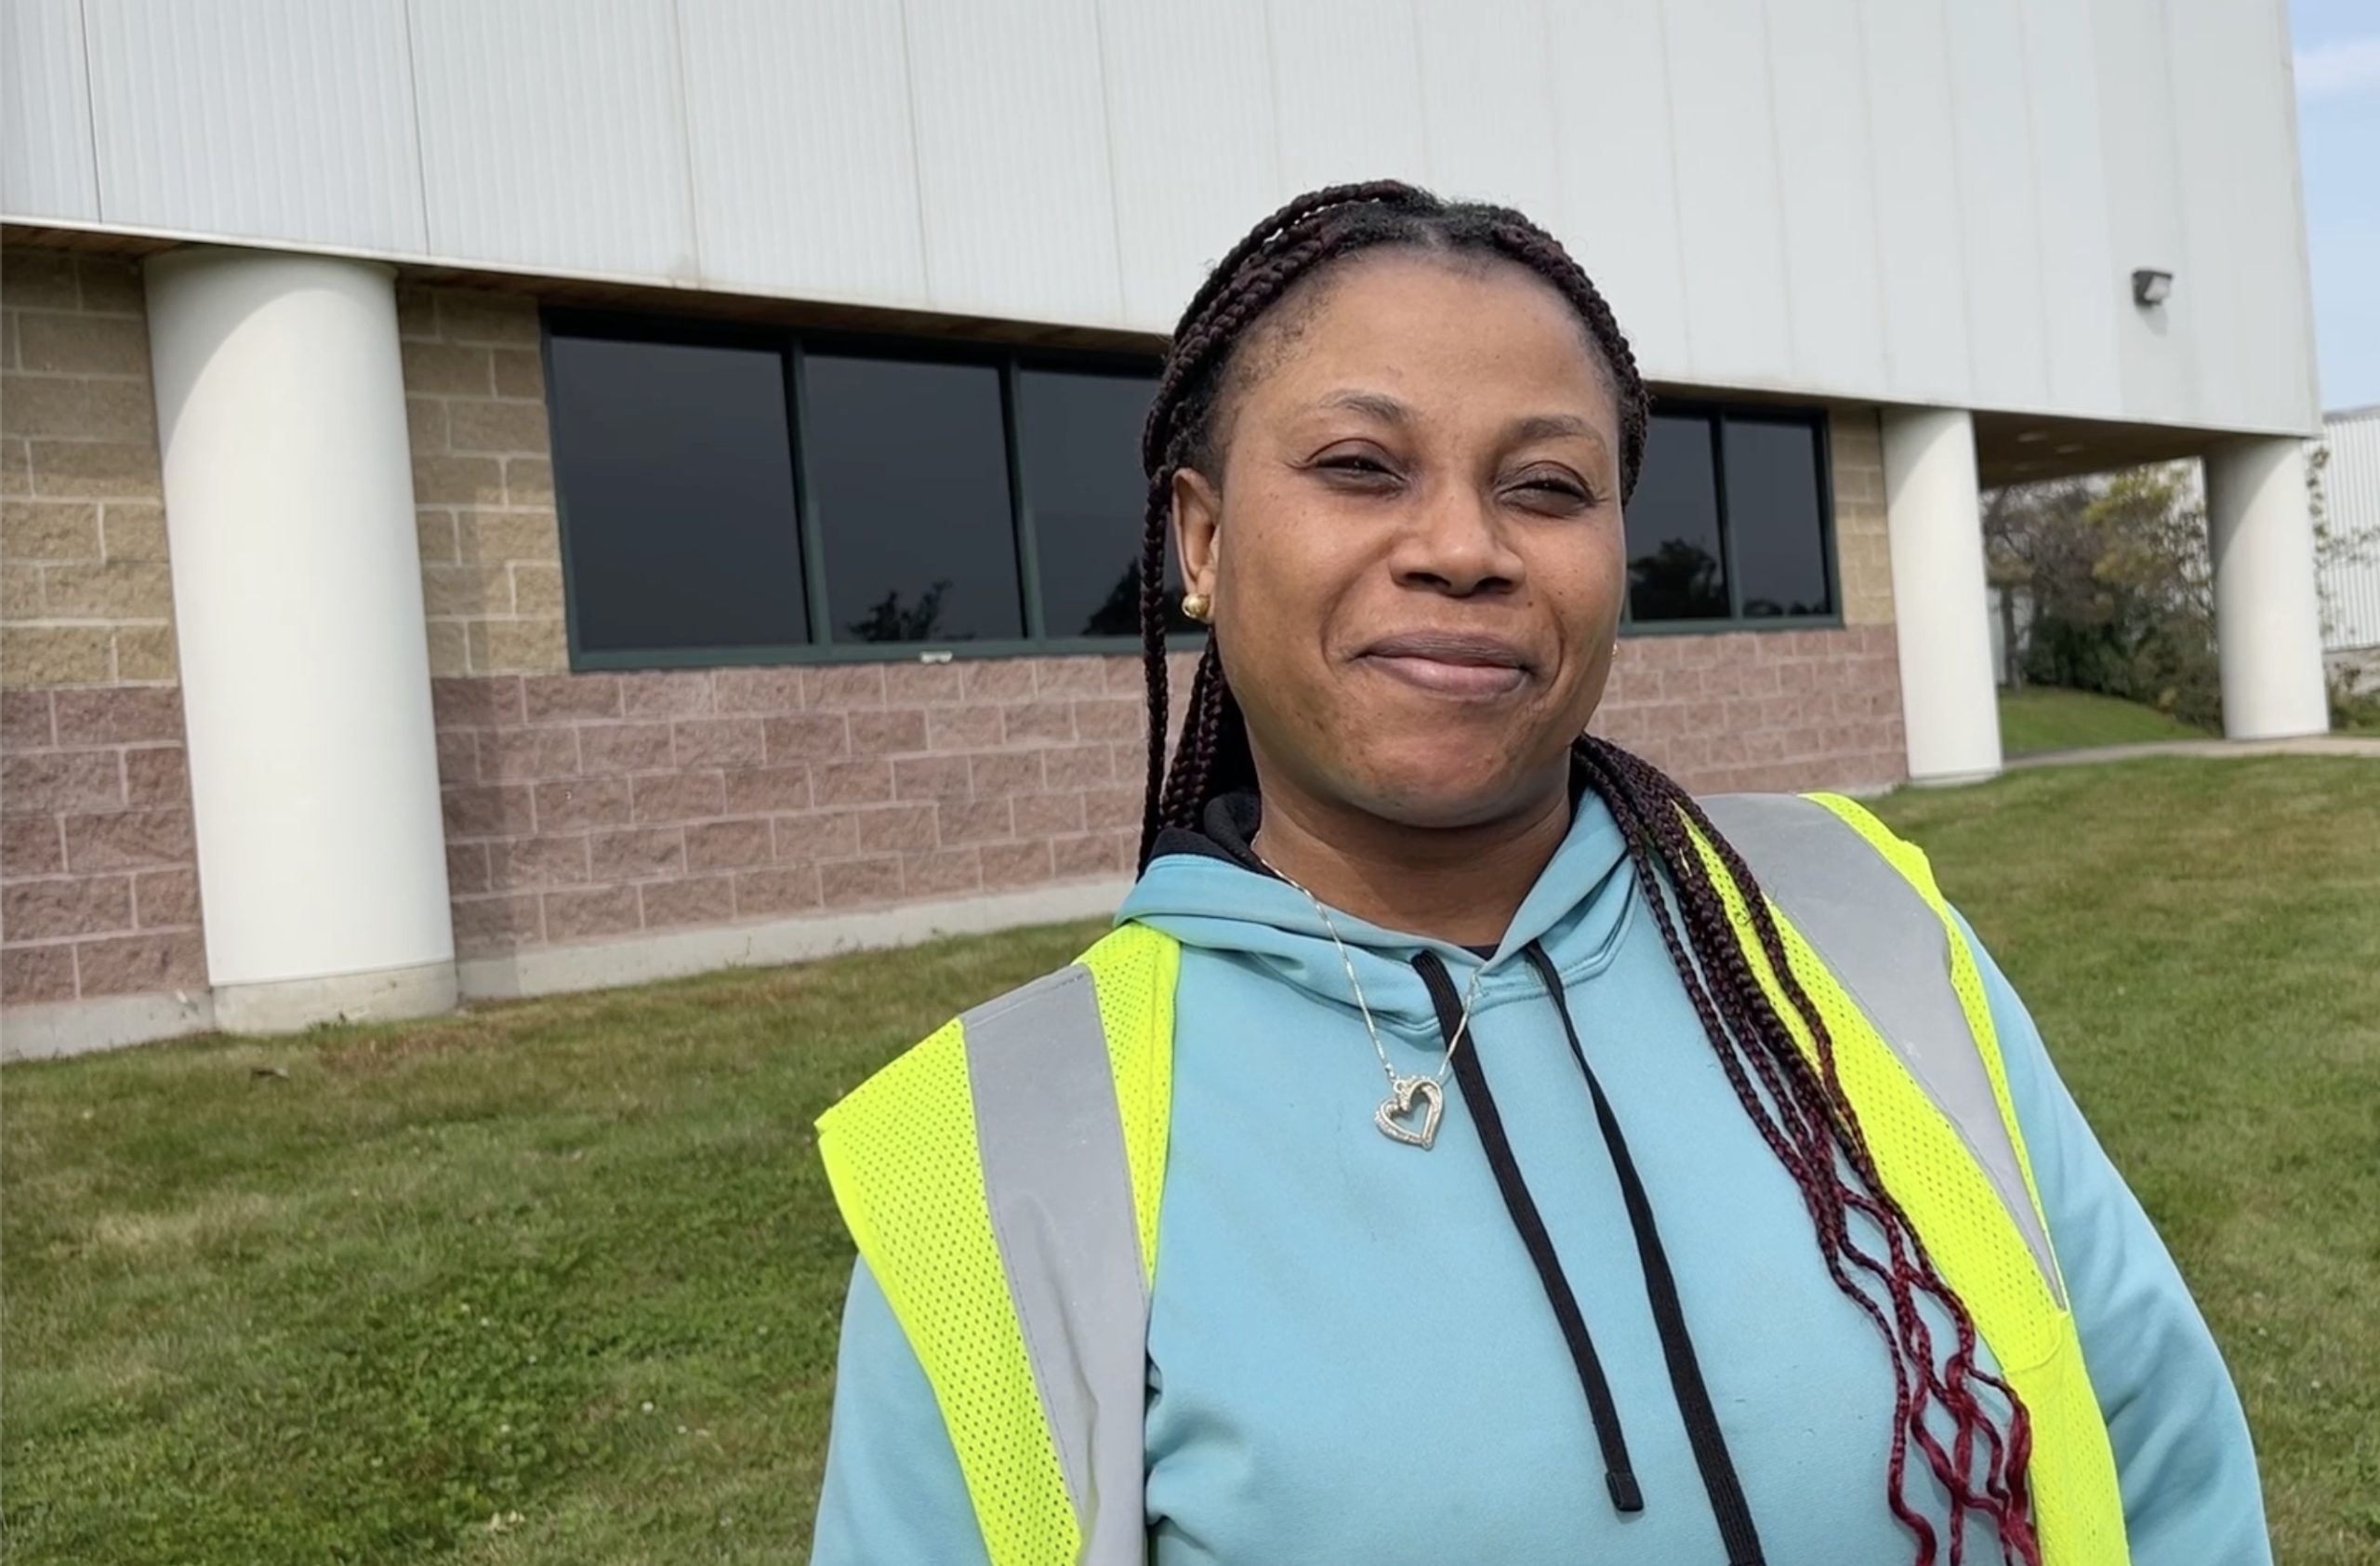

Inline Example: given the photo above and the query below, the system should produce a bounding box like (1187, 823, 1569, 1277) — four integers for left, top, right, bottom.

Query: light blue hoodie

(810, 790, 2269, 1564)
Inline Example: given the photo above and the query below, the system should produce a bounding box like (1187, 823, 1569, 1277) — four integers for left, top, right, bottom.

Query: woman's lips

(1356, 633, 1533, 698)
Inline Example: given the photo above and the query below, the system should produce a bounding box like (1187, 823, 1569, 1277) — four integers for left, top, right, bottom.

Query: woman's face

(1174, 249, 1627, 830)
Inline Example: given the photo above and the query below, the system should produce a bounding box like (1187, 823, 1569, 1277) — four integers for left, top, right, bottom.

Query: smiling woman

(802, 184, 2270, 1566)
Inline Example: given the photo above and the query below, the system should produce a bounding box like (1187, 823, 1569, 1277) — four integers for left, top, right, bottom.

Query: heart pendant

(1375, 1074, 1445, 1149)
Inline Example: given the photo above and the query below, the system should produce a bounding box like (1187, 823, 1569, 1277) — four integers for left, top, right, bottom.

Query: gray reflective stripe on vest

(1699, 792, 2065, 1307)
(962, 964, 1148, 1566)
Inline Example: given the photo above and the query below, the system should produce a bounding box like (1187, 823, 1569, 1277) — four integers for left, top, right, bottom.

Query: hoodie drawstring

(1413, 944, 1768, 1566)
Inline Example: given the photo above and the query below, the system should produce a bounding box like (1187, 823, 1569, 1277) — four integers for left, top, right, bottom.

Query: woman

(806, 183, 2268, 1566)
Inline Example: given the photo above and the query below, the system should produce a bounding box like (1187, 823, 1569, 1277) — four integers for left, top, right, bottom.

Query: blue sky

(2294, 0, 2380, 411)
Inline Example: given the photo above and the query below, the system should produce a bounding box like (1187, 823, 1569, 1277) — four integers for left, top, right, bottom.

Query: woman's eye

(1512, 474, 1596, 509)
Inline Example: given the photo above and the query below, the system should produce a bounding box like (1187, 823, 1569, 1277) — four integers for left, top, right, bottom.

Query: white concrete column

(145, 247, 456, 1031)
(1881, 406, 2002, 785)
(2204, 437, 2330, 740)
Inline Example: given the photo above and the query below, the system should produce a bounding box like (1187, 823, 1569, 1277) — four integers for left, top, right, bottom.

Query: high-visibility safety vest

(818, 792, 2133, 1566)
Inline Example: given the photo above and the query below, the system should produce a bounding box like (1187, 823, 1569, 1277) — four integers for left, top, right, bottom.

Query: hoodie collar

(1118, 779, 1634, 1032)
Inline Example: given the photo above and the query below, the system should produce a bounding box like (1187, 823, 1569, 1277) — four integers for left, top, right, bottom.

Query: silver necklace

(1263, 861, 1488, 1150)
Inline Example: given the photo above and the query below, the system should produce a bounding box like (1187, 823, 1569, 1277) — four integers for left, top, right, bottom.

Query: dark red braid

(1130, 180, 2043, 1565)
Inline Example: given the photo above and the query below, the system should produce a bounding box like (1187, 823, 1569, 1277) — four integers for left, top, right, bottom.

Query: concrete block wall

(0, 254, 206, 1006)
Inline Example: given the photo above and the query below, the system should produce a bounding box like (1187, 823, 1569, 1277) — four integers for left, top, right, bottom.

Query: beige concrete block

(504, 458, 553, 507)
(27, 439, 162, 498)
(400, 340, 493, 397)
(2, 563, 41, 617)
(456, 508, 561, 566)
(406, 395, 447, 453)
(510, 561, 563, 616)
(469, 616, 568, 675)
(3, 311, 17, 370)
(3, 499, 100, 561)
(2, 439, 28, 498)
(410, 453, 504, 507)
(0, 375, 155, 441)
(2, 625, 112, 685)
(43, 560, 174, 617)
(416, 509, 458, 565)
(395, 285, 440, 341)
(492, 347, 544, 399)
(436, 292, 539, 346)
(3, 252, 80, 309)
(18, 312, 149, 378)
(449, 398, 549, 456)
(74, 260, 146, 315)
(101, 503, 169, 563)
(112, 625, 178, 682)
(425, 618, 470, 678)
(422, 563, 512, 617)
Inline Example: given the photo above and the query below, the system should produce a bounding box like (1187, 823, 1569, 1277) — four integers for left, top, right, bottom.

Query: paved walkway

(2006, 735, 2380, 769)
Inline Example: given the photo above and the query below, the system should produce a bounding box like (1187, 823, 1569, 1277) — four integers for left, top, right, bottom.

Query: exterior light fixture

(2131, 268, 2174, 306)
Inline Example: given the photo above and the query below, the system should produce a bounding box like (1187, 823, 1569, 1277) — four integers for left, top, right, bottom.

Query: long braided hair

(1132, 181, 2041, 1566)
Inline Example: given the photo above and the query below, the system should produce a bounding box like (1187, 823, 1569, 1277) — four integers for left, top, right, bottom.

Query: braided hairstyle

(1133, 181, 2041, 1566)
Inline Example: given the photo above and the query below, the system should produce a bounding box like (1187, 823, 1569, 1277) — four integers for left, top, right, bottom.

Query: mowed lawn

(5, 758, 2375, 1564)
(1996, 685, 2211, 755)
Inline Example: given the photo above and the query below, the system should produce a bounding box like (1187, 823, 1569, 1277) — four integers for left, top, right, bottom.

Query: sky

(2294, 0, 2380, 412)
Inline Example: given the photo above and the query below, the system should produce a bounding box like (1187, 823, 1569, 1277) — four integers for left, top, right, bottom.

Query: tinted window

(1625, 413, 1728, 621)
(803, 354, 1024, 644)
(1014, 366, 1176, 638)
(547, 332, 807, 654)
(1725, 417, 1831, 617)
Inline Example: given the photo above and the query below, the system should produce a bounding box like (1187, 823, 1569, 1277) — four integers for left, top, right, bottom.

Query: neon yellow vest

(818, 793, 2132, 1565)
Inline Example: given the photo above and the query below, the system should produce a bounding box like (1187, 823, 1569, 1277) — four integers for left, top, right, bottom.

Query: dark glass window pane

(548, 331, 807, 655)
(804, 354, 1024, 644)
(1015, 365, 1183, 638)
(1724, 417, 1832, 617)
(1625, 413, 1728, 621)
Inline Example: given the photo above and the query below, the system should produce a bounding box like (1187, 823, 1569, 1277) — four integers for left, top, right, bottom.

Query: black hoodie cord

(1520, 942, 1766, 1566)
(1413, 949, 1645, 1515)
(1416, 947, 1768, 1565)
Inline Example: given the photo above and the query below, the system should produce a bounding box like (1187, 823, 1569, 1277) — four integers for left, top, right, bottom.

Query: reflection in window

(1725, 417, 1832, 617)
(546, 331, 807, 656)
(1014, 366, 1176, 637)
(802, 354, 1024, 644)
(1625, 414, 1728, 621)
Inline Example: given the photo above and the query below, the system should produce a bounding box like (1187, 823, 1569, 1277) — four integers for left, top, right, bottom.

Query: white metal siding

(2319, 410, 2380, 653)
(408, 0, 696, 280)
(1, 0, 99, 220)
(0, 0, 2321, 438)
(676, 0, 929, 307)
(82, 0, 426, 253)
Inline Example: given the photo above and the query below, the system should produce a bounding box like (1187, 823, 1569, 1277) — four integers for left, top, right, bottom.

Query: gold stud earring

(1183, 592, 1213, 624)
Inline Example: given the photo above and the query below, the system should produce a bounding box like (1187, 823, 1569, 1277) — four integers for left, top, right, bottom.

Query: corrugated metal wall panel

(1943, 0, 2051, 413)
(1096, 0, 1281, 332)
(408, 0, 694, 280)
(1765, 0, 1888, 396)
(2320, 410, 2380, 652)
(677, 0, 929, 307)
(1859, 0, 1974, 405)
(1264, 0, 1428, 197)
(1412, 0, 1561, 222)
(82, 0, 424, 252)
(2165, 0, 2318, 432)
(1, 0, 100, 220)
(1545, 0, 1690, 382)
(2019, 0, 2122, 416)
(900, 0, 1123, 326)
(1664, 0, 1794, 387)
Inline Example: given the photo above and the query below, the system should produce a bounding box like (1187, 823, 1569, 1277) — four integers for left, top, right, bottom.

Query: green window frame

(1620, 401, 1843, 637)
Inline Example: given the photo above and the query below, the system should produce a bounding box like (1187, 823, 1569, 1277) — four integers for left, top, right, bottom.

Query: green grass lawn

(1996, 685, 2212, 755)
(6, 758, 2375, 1563)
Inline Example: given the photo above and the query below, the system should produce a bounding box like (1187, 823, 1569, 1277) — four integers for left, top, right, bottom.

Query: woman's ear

(1172, 467, 1223, 600)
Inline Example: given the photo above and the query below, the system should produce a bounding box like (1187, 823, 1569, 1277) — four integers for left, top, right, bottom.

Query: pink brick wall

(1594, 625, 1907, 794)
(434, 631, 1903, 960)
(0, 686, 206, 1003)
(433, 657, 1186, 958)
